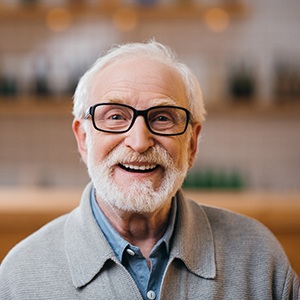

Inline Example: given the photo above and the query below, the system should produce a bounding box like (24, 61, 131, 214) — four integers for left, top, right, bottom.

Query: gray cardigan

(0, 183, 299, 299)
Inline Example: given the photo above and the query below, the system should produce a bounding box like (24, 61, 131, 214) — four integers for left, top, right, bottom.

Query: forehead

(89, 56, 187, 108)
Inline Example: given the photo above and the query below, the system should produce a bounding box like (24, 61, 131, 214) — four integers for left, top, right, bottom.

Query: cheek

(163, 137, 189, 167)
(87, 133, 124, 162)
(179, 135, 193, 166)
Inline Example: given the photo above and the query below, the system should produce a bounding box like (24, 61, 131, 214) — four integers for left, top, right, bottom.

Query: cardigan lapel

(170, 189, 217, 279)
(64, 182, 120, 288)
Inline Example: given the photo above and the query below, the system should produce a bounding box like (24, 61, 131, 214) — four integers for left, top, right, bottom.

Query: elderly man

(0, 41, 299, 299)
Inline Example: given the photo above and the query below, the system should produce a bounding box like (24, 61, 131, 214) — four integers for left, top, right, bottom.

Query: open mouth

(119, 163, 159, 173)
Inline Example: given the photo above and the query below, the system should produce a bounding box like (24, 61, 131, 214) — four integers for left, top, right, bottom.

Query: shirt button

(126, 248, 135, 256)
(147, 290, 156, 299)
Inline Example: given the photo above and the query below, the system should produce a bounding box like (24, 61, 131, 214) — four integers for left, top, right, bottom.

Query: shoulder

(192, 199, 280, 244)
(0, 213, 69, 276)
(0, 213, 75, 298)
(2, 215, 68, 265)
(1, 195, 87, 267)
(201, 202, 267, 232)
(183, 197, 289, 263)
(198, 202, 300, 296)
(186, 197, 273, 234)
(175, 192, 300, 298)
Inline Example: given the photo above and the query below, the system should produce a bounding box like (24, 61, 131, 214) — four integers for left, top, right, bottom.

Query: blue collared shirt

(90, 189, 177, 300)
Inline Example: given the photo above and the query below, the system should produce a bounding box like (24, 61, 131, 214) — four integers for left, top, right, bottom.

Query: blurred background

(1, 0, 300, 190)
(0, 0, 299, 272)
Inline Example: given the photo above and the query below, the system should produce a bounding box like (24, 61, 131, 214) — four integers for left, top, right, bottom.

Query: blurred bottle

(228, 63, 256, 103)
(0, 75, 18, 97)
(183, 168, 245, 190)
(35, 57, 50, 96)
(20, 0, 39, 5)
(177, 0, 193, 4)
(274, 60, 300, 104)
(0, 57, 18, 98)
(136, 0, 158, 5)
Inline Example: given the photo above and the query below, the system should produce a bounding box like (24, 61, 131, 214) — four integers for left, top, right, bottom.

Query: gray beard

(87, 144, 189, 213)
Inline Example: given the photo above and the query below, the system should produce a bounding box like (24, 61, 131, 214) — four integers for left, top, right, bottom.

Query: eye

(101, 108, 131, 122)
(107, 113, 126, 120)
(153, 115, 171, 122)
(148, 110, 176, 131)
(149, 109, 175, 123)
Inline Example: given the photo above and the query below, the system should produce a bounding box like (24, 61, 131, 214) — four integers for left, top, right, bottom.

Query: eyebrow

(103, 97, 125, 104)
(103, 97, 180, 107)
(151, 98, 179, 106)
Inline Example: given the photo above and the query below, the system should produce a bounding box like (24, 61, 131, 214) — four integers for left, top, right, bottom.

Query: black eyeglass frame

(85, 102, 192, 136)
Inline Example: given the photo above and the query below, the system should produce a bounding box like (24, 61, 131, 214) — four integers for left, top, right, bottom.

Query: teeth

(122, 164, 157, 171)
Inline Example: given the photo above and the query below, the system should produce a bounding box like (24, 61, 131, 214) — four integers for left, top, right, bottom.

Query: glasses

(85, 103, 192, 136)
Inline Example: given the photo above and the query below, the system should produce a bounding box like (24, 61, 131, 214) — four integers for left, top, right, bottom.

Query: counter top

(1, 187, 299, 232)
(1, 187, 299, 274)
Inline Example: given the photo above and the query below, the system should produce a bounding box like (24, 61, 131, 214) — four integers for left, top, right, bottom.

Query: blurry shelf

(0, 2, 248, 22)
(1, 96, 300, 118)
(0, 96, 73, 116)
(206, 100, 300, 119)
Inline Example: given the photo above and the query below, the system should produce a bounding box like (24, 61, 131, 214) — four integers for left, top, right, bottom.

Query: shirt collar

(91, 188, 177, 262)
(64, 183, 216, 289)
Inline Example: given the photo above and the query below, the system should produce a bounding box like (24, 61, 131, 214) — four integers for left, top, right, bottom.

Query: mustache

(104, 145, 174, 169)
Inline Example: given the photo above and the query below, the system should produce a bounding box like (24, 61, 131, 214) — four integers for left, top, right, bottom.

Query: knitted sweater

(0, 183, 299, 299)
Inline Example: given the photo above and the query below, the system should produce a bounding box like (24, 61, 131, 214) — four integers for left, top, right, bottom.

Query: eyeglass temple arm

(84, 107, 92, 119)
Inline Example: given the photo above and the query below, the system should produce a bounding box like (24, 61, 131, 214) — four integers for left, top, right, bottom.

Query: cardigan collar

(64, 183, 216, 288)
(170, 189, 216, 279)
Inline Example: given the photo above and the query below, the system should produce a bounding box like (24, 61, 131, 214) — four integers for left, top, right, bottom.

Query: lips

(118, 163, 159, 173)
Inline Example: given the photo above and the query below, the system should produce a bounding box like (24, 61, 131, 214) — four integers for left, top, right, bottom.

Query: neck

(96, 194, 172, 261)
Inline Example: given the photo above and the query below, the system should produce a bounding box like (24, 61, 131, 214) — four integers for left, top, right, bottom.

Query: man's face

(74, 56, 201, 213)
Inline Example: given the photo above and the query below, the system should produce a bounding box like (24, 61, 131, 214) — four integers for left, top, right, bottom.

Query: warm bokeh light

(204, 7, 229, 33)
(45, 7, 73, 32)
(112, 7, 138, 32)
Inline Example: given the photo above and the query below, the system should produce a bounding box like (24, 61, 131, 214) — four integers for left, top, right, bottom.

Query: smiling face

(73, 56, 201, 213)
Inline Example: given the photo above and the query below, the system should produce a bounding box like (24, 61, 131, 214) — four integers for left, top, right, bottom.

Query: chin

(92, 170, 185, 214)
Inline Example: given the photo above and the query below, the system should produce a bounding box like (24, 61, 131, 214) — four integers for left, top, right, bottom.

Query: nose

(124, 116, 155, 153)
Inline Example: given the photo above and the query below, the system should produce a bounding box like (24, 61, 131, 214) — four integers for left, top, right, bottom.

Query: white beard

(86, 139, 189, 214)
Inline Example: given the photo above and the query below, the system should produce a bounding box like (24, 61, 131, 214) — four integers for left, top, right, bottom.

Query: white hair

(73, 40, 206, 124)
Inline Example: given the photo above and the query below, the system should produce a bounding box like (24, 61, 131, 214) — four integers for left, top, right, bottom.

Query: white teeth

(122, 164, 157, 171)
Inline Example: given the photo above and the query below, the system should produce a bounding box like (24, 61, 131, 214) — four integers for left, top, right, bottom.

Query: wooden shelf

(206, 101, 300, 119)
(1, 96, 300, 118)
(0, 2, 248, 22)
(0, 96, 73, 116)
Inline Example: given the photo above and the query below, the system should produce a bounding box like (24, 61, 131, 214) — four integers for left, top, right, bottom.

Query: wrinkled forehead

(89, 56, 187, 108)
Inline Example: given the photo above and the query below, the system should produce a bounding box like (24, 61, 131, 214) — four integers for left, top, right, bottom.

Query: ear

(188, 122, 201, 168)
(72, 119, 88, 165)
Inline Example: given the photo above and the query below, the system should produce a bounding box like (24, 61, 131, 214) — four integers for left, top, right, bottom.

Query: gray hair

(73, 41, 206, 123)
